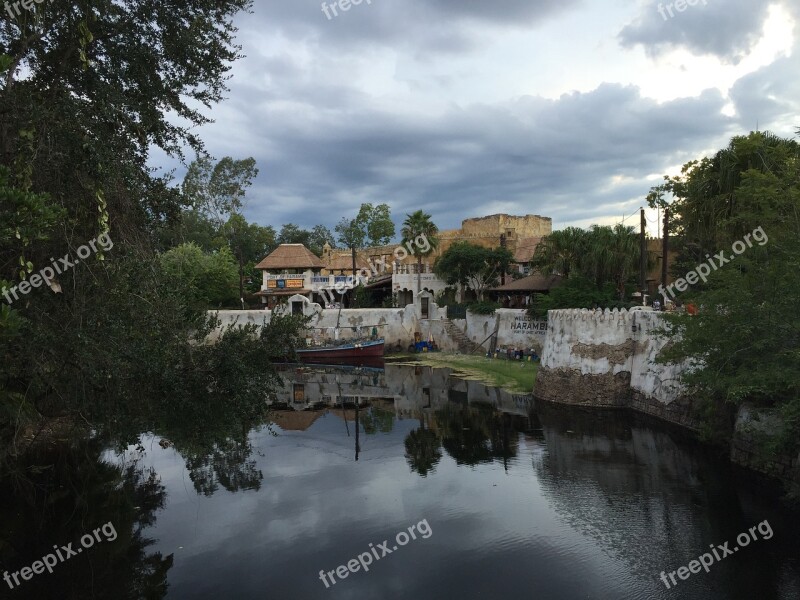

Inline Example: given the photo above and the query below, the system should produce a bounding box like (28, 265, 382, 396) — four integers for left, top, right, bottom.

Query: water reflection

(3, 363, 799, 599)
(0, 439, 173, 599)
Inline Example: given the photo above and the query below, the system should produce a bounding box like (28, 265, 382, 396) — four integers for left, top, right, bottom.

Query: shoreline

(388, 353, 538, 394)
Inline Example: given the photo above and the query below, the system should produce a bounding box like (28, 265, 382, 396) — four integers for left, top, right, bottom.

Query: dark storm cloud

(618, 0, 772, 64)
(729, 52, 800, 132)
(157, 0, 795, 234)
(248, 0, 581, 54)
(236, 82, 733, 231)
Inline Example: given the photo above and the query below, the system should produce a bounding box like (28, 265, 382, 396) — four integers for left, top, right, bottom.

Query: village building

(321, 213, 553, 305)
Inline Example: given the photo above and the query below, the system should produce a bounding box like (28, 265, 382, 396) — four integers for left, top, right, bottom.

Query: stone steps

(442, 318, 485, 355)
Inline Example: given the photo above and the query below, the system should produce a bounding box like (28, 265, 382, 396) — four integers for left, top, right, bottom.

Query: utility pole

(661, 208, 669, 310)
(640, 208, 647, 304)
(499, 233, 506, 286)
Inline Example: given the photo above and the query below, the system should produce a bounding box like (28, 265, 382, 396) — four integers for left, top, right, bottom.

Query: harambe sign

(508, 315, 548, 337)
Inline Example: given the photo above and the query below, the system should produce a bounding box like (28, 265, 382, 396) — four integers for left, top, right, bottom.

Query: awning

(491, 274, 563, 293)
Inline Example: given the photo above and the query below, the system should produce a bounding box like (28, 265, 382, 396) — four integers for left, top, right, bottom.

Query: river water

(2, 362, 799, 599)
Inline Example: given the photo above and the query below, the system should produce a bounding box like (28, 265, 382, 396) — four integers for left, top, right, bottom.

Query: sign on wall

(509, 315, 548, 336)
(268, 279, 304, 290)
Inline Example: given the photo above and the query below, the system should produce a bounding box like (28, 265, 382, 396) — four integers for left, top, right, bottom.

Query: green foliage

(650, 131, 800, 455)
(182, 156, 258, 225)
(0, 0, 313, 486)
(531, 223, 645, 299)
(434, 242, 512, 299)
(335, 217, 367, 252)
(0, 165, 64, 282)
(350, 284, 377, 308)
(277, 223, 335, 256)
(356, 203, 395, 246)
(466, 300, 500, 315)
(527, 275, 635, 318)
(401, 210, 439, 257)
(402, 209, 440, 293)
(308, 225, 336, 255)
(159, 243, 239, 309)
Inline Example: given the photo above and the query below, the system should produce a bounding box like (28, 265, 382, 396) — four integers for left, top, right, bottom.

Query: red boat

(296, 338, 385, 363)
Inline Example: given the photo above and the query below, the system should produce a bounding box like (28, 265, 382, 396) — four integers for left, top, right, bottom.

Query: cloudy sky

(155, 0, 799, 237)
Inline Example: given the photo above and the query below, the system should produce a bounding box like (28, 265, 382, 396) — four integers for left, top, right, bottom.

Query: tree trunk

(238, 247, 244, 309)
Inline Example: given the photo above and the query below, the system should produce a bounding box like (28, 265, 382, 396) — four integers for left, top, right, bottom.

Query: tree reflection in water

(404, 402, 520, 475)
(0, 439, 173, 599)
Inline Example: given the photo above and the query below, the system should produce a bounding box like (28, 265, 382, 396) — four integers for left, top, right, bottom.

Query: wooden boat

(296, 338, 385, 363)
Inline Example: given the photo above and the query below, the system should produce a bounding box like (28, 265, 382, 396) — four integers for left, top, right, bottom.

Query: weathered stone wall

(456, 309, 549, 353)
(208, 294, 466, 352)
(534, 308, 692, 424)
(535, 309, 799, 490)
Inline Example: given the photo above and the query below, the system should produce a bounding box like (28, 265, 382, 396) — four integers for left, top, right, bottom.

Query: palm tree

(530, 226, 588, 278)
(584, 224, 640, 299)
(401, 210, 439, 295)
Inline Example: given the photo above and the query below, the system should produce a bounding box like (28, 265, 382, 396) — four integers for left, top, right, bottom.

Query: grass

(391, 353, 538, 393)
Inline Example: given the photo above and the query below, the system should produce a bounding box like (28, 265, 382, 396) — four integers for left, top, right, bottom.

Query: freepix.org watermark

(658, 0, 708, 21)
(321, 0, 372, 21)
(4, 0, 54, 21)
(1, 233, 114, 306)
(658, 226, 767, 302)
(318, 233, 431, 306)
(4, 521, 117, 591)
(658, 520, 773, 589)
(318, 518, 432, 588)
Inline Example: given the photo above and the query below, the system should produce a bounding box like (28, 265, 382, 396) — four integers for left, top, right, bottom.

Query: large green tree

(356, 203, 395, 246)
(530, 226, 587, 279)
(335, 217, 367, 283)
(159, 243, 239, 310)
(531, 224, 644, 301)
(0, 0, 311, 473)
(218, 214, 276, 301)
(648, 131, 800, 456)
(434, 242, 512, 300)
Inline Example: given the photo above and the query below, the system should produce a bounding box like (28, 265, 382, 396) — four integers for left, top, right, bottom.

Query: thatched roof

(491, 274, 563, 292)
(272, 410, 323, 431)
(326, 252, 370, 272)
(255, 244, 323, 270)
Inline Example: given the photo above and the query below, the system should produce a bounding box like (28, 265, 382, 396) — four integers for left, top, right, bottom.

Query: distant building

(254, 243, 328, 309)
(324, 213, 553, 304)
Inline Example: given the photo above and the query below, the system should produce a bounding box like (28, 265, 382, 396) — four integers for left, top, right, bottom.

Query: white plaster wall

(209, 296, 450, 350)
(541, 308, 686, 404)
(460, 309, 548, 349)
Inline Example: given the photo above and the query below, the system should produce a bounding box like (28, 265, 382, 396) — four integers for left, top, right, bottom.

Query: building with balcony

(321, 213, 553, 304)
(255, 214, 553, 308)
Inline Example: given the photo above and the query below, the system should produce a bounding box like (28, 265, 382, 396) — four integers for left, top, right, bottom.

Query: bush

(466, 300, 500, 315)
(527, 275, 636, 318)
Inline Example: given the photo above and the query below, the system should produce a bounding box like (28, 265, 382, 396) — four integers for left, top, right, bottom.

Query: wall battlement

(536, 307, 691, 424)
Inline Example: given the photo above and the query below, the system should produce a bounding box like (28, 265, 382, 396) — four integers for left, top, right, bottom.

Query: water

(1, 362, 799, 599)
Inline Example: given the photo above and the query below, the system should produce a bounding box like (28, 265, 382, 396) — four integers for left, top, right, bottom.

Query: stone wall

(535, 308, 800, 490)
(208, 293, 464, 352)
(534, 308, 693, 424)
(452, 309, 549, 353)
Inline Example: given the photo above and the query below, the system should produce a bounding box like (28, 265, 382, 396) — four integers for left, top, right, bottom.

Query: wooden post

(640, 208, 647, 303)
(661, 208, 669, 309)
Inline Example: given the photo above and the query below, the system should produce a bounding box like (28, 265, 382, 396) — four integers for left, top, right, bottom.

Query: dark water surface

(2, 362, 799, 599)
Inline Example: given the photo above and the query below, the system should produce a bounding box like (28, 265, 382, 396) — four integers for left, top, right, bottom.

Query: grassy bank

(392, 353, 538, 393)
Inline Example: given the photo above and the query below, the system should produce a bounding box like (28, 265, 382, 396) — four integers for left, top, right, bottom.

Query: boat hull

(296, 339, 385, 363)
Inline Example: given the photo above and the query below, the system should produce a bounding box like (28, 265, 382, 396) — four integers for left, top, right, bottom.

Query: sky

(153, 0, 799, 238)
